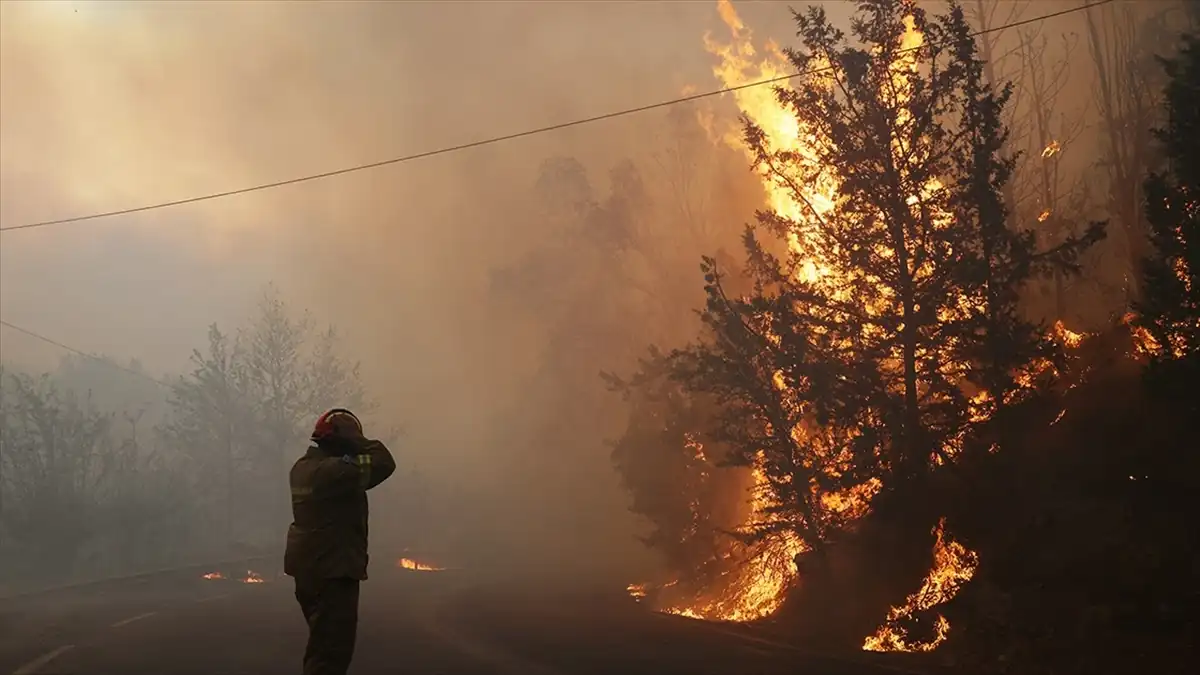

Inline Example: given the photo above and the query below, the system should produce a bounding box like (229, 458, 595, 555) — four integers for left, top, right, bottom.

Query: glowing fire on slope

(201, 572, 225, 580)
(242, 570, 265, 584)
(863, 518, 979, 652)
(397, 557, 444, 572)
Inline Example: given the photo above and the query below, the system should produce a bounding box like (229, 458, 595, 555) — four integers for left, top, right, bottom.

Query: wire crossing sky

(0, 0, 1115, 235)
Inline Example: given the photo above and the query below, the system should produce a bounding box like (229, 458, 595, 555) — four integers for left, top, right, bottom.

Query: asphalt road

(0, 566, 925, 675)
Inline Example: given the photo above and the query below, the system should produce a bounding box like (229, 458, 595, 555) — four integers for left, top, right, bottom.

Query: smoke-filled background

(0, 0, 1189, 600)
(0, 0, 793, 588)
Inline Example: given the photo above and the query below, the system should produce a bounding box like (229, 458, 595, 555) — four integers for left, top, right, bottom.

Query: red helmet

(311, 408, 363, 442)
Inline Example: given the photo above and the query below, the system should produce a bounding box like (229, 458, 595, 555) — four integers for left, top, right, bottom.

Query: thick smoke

(0, 0, 818, 585)
(2, 0, 1175, 588)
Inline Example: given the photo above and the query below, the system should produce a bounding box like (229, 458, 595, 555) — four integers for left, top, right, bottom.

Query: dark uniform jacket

(284, 438, 396, 580)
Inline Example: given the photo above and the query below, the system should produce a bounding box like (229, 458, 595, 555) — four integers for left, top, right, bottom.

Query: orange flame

(862, 518, 978, 652)
(397, 557, 444, 572)
(201, 571, 225, 580)
(242, 570, 265, 584)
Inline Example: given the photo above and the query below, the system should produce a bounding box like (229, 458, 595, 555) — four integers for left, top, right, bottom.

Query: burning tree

(1136, 29, 1200, 383)
(623, 0, 1101, 624)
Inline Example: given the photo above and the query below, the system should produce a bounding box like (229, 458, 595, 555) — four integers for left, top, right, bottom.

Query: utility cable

(0, 0, 1115, 234)
(0, 318, 171, 388)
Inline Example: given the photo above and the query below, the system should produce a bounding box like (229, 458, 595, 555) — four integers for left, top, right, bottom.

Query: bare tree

(969, 0, 1034, 222)
(1013, 25, 1092, 320)
(160, 324, 249, 557)
(1082, 0, 1178, 302)
(238, 285, 370, 544)
(159, 285, 371, 554)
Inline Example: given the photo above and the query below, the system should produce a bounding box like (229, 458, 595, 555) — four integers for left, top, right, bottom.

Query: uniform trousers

(294, 576, 361, 675)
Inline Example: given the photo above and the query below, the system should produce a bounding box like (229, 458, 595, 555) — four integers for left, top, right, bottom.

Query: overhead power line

(0, 318, 171, 388)
(0, 0, 1115, 234)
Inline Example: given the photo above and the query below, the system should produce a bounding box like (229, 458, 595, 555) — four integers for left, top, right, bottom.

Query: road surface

(0, 566, 927, 675)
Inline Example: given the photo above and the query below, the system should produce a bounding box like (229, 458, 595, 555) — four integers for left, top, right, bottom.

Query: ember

(201, 572, 225, 580)
(242, 570, 265, 584)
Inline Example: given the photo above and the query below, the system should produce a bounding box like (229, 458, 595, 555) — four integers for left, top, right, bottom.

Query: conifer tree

(660, 0, 1100, 548)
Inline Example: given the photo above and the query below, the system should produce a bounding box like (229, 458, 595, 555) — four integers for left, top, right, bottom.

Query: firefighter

(284, 408, 397, 675)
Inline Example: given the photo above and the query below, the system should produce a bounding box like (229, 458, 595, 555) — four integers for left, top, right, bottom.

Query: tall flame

(702, 0, 838, 282)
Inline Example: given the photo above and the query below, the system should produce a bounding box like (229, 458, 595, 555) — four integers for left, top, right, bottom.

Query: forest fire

(863, 518, 979, 653)
(623, 2, 1193, 667)
(397, 557, 444, 572)
(242, 570, 265, 584)
(201, 571, 225, 580)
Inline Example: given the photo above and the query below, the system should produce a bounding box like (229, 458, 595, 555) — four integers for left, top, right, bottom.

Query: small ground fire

(862, 518, 979, 652)
(396, 557, 444, 572)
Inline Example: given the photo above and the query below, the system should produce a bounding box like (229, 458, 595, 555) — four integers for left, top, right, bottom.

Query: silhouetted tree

(0, 373, 107, 579)
(159, 324, 250, 555)
(240, 285, 370, 539)
(606, 354, 746, 579)
(0, 369, 188, 582)
(1083, 0, 1182, 302)
(1011, 20, 1092, 321)
(1136, 29, 1200, 396)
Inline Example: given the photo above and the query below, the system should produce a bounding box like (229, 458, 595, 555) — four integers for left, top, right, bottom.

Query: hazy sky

(0, 0, 811, 366)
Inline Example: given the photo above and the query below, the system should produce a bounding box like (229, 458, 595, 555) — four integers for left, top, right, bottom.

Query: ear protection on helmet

(311, 408, 363, 442)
